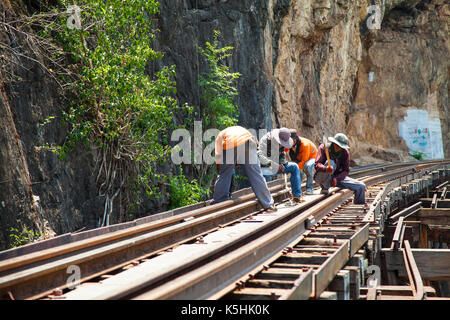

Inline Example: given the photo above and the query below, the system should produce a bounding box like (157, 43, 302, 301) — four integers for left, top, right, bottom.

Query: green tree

(198, 30, 241, 129)
(190, 31, 241, 190)
(46, 0, 178, 225)
(9, 227, 43, 248)
(168, 167, 209, 209)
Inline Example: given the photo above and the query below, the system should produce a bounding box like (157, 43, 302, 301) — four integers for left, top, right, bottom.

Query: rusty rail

(403, 240, 425, 300)
(0, 160, 448, 300)
(84, 162, 447, 300)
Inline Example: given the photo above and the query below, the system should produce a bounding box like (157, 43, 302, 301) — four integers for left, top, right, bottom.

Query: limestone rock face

(272, 0, 363, 144)
(0, 0, 447, 248)
(346, 0, 449, 162)
(157, 0, 448, 163)
(0, 0, 101, 249)
(154, 0, 282, 131)
(270, 0, 448, 163)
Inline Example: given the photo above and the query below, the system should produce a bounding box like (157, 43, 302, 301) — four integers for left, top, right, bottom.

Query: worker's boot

(292, 196, 306, 203)
(264, 205, 278, 213)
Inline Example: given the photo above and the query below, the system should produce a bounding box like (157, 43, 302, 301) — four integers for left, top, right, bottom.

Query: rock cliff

(0, 0, 448, 249)
(156, 0, 448, 163)
(347, 0, 449, 163)
(0, 0, 101, 249)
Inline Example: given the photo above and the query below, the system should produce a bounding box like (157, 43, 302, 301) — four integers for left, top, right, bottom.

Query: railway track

(0, 160, 449, 300)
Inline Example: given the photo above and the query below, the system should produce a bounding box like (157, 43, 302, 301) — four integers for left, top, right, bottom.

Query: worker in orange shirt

(212, 126, 276, 212)
(287, 130, 317, 195)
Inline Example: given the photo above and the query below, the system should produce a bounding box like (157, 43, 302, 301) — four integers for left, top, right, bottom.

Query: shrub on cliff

(198, 30, 241, 130)
(40, 0, 178, 225)
(187, 30, 241, 191)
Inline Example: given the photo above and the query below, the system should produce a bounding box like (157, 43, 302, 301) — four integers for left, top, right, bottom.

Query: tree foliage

(190, 31, 241, 191)
(3, 7, 243, 223)
(168, 167, 208, 209)
(52, 0, 178, 225)
(9, 227, 43, 248)
(198, 30, 241, 130)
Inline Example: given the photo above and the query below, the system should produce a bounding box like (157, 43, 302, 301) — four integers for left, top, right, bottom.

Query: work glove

(331, 178, 337, 187)
(326, 166, 333, 174)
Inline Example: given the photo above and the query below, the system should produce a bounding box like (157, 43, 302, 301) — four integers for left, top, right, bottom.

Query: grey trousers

(212, 145, 274, 209)
(315, 160, 366, 204)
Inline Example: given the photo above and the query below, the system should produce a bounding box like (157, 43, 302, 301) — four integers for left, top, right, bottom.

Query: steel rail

(101, 189, 356, 300)
(0, 160, 438, 271)
(0, 160, 447, 300)
(0, 187, 293, 300)
(349, 160, 445, 178)
(1, 170, 358, 300)
(95, 162, 447, 300)
(0, 185, 286, 272)
(1, 177, 304, 271)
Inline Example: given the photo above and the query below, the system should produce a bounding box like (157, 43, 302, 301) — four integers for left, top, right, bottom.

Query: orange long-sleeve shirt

(287, 137, 317, 170)
(215, 126, 254, 164)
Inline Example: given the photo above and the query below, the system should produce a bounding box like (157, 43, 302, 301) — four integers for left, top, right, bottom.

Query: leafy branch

(191, 30, 241, 190)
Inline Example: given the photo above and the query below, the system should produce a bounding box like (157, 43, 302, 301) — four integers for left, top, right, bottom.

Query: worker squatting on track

(315, 133, 366, 204)
(288, 130, 317, 196)
(211, 126, 366, 207)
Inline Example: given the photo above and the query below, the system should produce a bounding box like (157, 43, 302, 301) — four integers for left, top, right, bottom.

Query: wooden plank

(382, 248, 450, 280)
(314, 241, 349, 298)
(247, 279, 295, 289)
(279, 269, 313, 300)
(441, 187, 448, 200)
(257, 268, 303, 280)
(360, 285, 436, 296)
(415, 208, 450, 217)
(377, 295, 416, 300)
(344, 266, 360, 300)
(277, 253, 329, 265)
(409, 209, 450, 225)
(327, 270, 350, 300)
(420, 198, 450, 208)
(349, 223, 369, 256)
(347, 254, 366, 286)
(415, 217, 450, 226)
(305, 215, 316, 229)
(435, 181, 449, 190)
(398, 221, 406, 249)
(319, 291, 337, 300)
(431, 194, 438, 208)
(367, 287, 378, 300)
(402, 245, 416, 296)
(292, 247, 337, 254)
(271, 263, 321, 270)
(229, 287, 288, 300)
(420, 224, 428, 249)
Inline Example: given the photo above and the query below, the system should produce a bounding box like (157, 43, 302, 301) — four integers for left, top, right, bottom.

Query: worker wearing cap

(257, 128, 304, 203)
(212, 126, 277, 212)
(314, 133, 366, 204)
(288, 130, 317, 195)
